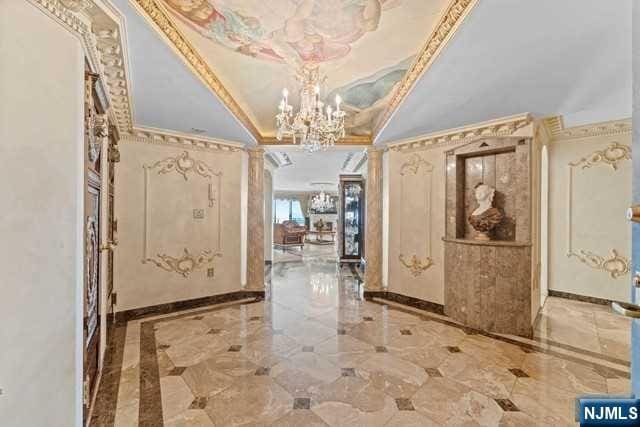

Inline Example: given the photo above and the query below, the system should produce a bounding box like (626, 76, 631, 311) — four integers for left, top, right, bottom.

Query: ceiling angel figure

(163, 0, 402, 67)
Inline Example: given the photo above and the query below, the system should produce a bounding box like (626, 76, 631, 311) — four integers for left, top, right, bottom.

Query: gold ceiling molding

(123, 127, 244, 153)
(132, 0, 260, 142)
(28, 0, 135, 133)
(543, 117, 632, 142)
(373, 0, 478, 138)
(389, 113, 533, 152)
(566, 141, 631, 279)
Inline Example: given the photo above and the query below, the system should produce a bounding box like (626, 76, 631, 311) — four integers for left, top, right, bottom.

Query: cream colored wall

(0, 2, 84, 425)
(115, 141, 244, 311)
(548, 132, 632, 302)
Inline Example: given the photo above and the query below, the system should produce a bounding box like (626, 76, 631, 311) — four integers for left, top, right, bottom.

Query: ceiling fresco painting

(157, 0, 450, 138)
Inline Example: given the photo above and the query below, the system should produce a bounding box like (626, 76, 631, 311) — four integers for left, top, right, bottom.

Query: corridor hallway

(92, 244, 630, 426)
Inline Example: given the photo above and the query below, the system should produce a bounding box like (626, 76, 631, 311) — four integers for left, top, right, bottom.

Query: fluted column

(246, 148, 265, 290)
(365, 147, 383, 291)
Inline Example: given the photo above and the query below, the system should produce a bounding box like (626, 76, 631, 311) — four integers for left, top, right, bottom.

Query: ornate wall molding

(398, 153, 434, 276)
(143, 151, 223, 277)
(374, 0, 478, 138)
(145, 248, 222, 278)
(389, 113, 532, 152)
(27, 0, 134, 133)
(566, 142, 631, 279)
(543, 117, 632, 142)
(123, 127, 244, 153)
(568, 142, 631, 171)
(131, 0, 260, 142)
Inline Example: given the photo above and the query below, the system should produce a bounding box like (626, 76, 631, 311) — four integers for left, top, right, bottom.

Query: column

(365, 147, 383, 291)
(246, 148, 265, 291)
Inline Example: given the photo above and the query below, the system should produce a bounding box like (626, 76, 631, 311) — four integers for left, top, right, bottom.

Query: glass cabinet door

(342, 180, 363, 259)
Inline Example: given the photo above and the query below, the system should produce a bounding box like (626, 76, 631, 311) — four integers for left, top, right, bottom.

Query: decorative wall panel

(398, 154, 434, 276)
(566, 142, 631, 279)
(143, 151, 223, 277)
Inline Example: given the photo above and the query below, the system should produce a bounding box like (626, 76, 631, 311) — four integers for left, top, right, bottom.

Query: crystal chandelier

(311, 190, 335, 213)
(276, 65, 346, 153)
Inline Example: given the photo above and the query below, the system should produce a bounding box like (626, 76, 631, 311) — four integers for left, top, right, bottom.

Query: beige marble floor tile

(271, 409, 329, 426)
(607, 377, 631, 395)
(154, 318, 210, 347)
(384, 411, 439, 427)
(165, 409, 214, 427)
(181, 359, 236, 398)
(412, 377, 503, 426)
(160, 376, 195, 421)
(509, 378, 577, 426)
(205, 376, 293, 426)
(284, 320, 338, 346)
(113, 400, 138, 427)
(521, 352, 607, 394)
(438, 353, 516, 399)
(356, 353, 428, 398)
(164, 334, 230, 367)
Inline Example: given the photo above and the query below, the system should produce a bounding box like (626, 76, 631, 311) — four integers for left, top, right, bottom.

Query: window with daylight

(274, 198, 305, 225)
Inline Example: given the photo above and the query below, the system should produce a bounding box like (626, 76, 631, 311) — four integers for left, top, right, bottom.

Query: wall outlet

(207, 268, 215, 278)
(193, 209, 205, 219)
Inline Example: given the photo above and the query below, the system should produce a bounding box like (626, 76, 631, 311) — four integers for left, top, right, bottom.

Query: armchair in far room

(273, 220, 306, 251)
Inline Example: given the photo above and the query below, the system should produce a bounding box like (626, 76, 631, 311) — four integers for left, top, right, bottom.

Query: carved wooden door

(83, 71, 107, 422)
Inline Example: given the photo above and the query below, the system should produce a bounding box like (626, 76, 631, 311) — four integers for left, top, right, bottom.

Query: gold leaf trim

(568, 142, 631, 171)
(132, 0, 260, 141)
(567, 249, 630, 280)
(374, 0, 477, 138)
(399, 254, 434, 277)
(145, 248, 222, 278)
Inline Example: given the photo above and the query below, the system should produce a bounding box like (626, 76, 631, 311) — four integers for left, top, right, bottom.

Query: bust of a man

(468, 183, 503, 241)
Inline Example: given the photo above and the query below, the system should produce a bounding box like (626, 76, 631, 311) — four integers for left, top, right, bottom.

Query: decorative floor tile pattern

(94, 244, 631, 426)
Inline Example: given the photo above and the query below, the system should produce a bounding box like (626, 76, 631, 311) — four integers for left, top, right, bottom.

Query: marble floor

(91, 245, 632, 426)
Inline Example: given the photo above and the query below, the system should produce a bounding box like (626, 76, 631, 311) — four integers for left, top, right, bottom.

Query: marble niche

(443, 137, 537, 337)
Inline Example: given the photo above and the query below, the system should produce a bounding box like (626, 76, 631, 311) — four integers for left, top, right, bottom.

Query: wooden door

(83, 70, 108, 422)
(106, 125, 119, 319)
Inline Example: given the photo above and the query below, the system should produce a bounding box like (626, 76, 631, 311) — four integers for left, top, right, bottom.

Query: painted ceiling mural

(159, 0, 449, 137)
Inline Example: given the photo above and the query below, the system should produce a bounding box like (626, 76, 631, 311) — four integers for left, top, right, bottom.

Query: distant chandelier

(276, 65, 346, 153)
(311, 190, 335, 212)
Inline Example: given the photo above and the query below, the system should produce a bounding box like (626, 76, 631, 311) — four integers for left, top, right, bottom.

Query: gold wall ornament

(568, 142, 631, 171)
(145, 248, 222, 278)
(400, 153, 433, 176)
(399, 254, 434, 277)
(567, 249, 630, 280)
(146, 151, 215, 180)
(132, 0, 260, 141)
(374, 0, 477, 138)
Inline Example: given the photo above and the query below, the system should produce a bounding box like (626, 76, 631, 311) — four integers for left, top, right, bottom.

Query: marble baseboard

(548, 290, 622, 306)
(364, 290, 445, 315)
(114, 290, 265, 324)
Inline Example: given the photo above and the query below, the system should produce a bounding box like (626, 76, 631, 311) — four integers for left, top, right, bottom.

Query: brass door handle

(611, 302, 640, 318)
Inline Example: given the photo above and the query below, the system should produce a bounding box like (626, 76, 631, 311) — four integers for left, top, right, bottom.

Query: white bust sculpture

(468, 183, 503, 241)
(471, 184, 495, 216)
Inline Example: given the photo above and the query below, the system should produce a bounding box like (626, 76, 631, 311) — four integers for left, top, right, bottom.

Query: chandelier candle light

(276, 66, 346, 153)
(311, 190, 335, 213)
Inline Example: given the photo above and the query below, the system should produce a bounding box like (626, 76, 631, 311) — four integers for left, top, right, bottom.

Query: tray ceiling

(136, 0, 456, 141)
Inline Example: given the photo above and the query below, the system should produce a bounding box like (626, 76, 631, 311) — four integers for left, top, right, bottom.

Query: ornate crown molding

(131, 0, 260, 142)
(28, 0, 134, 133)
(261, 135, 372, 146)
(543, 117, 632, 142)
(123, 127, 244, 153)
(373, 0, 478, 138)
(389, 113, 533, 152)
